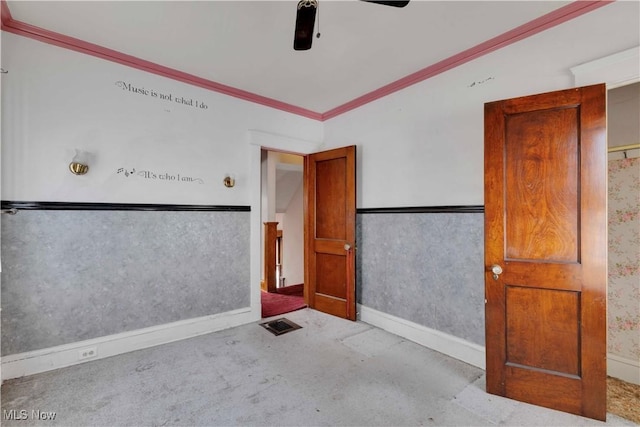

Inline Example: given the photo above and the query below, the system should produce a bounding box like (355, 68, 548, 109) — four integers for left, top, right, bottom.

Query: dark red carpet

(261, 284, 306, 318)
(274, 284, 303, 296)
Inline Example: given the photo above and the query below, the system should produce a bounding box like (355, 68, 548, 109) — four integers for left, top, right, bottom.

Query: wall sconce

(69, 149, 90, 175)
(223, 174, 236, 188)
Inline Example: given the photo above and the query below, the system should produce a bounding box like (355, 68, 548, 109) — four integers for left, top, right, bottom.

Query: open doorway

(606, 81, 640, 385)
(249, 138, 357, 322)
(260, 150, 306, 318)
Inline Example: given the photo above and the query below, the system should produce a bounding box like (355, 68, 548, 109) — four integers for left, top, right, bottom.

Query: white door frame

(570, 46, 639, 89)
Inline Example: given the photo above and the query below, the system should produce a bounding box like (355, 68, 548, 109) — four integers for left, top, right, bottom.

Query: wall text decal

(115, 81, 208, 109)
(117, 168, 204, 184)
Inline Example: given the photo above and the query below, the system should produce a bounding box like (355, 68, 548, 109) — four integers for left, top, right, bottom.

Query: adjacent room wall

(606, 83, 640, 384)
(607, 157, 640, 385)
(281, 182, 304, 286)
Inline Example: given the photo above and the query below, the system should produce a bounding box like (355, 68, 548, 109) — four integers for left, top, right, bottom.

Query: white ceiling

(4, 0, 596, 114)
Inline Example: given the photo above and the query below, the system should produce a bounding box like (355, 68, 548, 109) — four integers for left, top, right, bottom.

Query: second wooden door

(304, 146, 357, 320)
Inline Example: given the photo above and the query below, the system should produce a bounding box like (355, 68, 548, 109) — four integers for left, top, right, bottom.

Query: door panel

(316, 253, 346, 298)
(484, 84, 607, 420)
(504, 107, 580, 262)
(505, 286, 580, 375)
(305, 146, 356, 320)
(315, 157, 347, 240)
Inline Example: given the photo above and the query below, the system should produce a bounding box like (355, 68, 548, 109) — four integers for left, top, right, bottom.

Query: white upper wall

(1, 33, 323, 205)
(323, 1, 640, 208)
(2, 1, 639, 207)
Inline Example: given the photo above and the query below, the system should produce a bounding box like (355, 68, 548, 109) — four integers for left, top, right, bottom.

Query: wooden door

(484, 84, 607, 420)
(304, 146, 356, 320)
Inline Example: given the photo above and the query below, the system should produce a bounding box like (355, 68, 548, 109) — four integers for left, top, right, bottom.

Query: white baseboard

(608, 353, 640, 385)
(4, 305, 633, 386)
(358, 304, 486, 370)
(1, 307, 255, 382)
(358, 305, 639, 384)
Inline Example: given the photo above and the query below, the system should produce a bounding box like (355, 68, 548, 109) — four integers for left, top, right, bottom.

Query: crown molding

(321, 0, 613, 120)
(0, 0, 322, 121)
(1, 1, 614, 122)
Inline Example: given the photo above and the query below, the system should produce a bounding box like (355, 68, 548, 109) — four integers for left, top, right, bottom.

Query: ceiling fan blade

(361, 0, 410, 7)
(293, 0, 317, 51)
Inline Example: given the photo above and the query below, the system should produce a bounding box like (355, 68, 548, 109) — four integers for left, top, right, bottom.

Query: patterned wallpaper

(1, 210, 250, 355)
(608, 157, 640, 361)
(356, 213, 485, 346)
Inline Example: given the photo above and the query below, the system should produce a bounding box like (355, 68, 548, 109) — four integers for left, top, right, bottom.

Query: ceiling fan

(294, 0, 410, 51)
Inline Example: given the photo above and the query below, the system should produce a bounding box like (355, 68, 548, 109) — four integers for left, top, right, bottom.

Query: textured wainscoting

(356, 211, 485, 346)
(1, 209, 250, 356)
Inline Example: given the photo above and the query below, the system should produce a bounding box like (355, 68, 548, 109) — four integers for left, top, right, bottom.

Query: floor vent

(260, 318, 302, 336)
